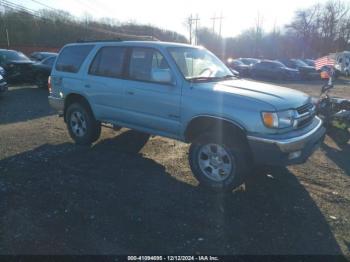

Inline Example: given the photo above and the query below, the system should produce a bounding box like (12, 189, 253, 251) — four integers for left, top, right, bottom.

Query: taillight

(48, 76, 52, 93)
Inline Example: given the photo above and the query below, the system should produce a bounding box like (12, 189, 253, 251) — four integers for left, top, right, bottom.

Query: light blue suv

(49, 40, 325, 191)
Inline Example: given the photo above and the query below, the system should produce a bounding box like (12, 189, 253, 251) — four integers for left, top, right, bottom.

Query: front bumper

(247, 116, 326, 165)
(48, 95, 64, 115)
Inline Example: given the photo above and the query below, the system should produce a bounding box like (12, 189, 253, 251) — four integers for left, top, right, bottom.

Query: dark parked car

(279, 59, 318, 80)
(226, 59, 251, 77)
(251, 60, 299, 80)
(0, 49, 34, 84)
(238, 58, 260, 66)
(0, 66, 5, 76)
(0, 72, 7, 96)
(30, 51, 58, 62)
(32, 55, 57, 88)
(302, 59, 315, 67)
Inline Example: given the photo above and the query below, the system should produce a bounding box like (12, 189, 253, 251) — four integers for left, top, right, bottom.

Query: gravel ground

(0, 80, 349, 256)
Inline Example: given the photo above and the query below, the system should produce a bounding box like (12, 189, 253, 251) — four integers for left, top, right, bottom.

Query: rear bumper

(247, 116, 326, 165)
(48, 95, 64, 115)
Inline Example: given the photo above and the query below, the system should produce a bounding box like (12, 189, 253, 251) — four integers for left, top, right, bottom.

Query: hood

(208, 79, 310, 110)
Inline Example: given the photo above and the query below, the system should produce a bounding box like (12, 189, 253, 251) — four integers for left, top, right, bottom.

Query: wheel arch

(184, 115, 249, 146)
(63, 93, 94, 122)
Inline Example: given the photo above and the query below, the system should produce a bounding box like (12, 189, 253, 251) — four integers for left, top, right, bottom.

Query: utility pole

(188, 14, 193, 44)
(188, 14, 200, 45)
(194, 14, 199, 45)
(218, 12, 224, 39)
(211, 14, 218, 33)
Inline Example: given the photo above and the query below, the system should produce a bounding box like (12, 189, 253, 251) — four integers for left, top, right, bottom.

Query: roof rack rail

(76, 35, 159, 43)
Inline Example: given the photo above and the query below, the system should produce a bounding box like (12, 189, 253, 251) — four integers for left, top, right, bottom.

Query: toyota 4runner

(48, 41, 325, 191)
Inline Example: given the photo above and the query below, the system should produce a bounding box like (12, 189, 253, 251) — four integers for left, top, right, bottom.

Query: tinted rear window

(55, 45, 94, 73)
(89, 46, 126, 78)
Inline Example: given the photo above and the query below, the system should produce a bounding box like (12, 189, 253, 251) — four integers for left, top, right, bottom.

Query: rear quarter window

(55, 45, 94, 73)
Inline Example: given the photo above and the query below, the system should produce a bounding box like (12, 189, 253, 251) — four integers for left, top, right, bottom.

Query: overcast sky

(18, 0, 320, 37)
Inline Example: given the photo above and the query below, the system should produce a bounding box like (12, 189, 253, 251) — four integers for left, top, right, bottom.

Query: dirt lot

(0, 80, 349, 256)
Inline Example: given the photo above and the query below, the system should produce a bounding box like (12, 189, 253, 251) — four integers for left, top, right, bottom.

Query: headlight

(262, 110, 296, 128)
(0, 66, 4, 76)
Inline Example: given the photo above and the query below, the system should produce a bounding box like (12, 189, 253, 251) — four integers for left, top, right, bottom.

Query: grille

(297, 116, 313, 128)
(297, 103, 313, 115)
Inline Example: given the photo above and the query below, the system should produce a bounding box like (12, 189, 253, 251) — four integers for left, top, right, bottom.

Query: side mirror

(152, 69, 172, 84)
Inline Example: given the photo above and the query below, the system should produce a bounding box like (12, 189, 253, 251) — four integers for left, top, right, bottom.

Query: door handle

(127, 91, 134, 95)
(84, 84, 90, 88)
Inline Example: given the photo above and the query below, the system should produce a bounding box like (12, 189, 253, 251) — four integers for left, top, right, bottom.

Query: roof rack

(76, 35, 159, 43)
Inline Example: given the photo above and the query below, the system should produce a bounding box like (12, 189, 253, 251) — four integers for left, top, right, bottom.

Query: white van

(334, 51, 350, 77)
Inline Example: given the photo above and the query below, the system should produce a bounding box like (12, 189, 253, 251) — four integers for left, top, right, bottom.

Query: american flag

(314, 55, 336, 70)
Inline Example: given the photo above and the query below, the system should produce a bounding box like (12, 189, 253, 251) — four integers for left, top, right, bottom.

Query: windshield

(1, 50, 30, 62)
(168, 47, 234, 81)
(273, 61, 286, 68)
(294, 59, 309, 67)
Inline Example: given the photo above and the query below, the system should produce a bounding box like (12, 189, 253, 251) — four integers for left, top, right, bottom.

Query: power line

(0, 0, 158, 42)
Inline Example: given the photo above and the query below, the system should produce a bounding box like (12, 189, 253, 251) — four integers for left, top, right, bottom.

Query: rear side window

(55, 45, 93, 73)
(89, 46, 126, 78)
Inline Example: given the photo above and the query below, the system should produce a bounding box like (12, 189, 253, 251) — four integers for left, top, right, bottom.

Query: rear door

(84, 46, 129, 122)
(122, 47, 181, 136)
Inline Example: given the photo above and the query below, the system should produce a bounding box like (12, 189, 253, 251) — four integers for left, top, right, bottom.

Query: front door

(123, 47, 181, 136)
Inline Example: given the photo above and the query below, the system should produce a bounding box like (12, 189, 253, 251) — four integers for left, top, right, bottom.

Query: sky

(17, 0, 320, 37)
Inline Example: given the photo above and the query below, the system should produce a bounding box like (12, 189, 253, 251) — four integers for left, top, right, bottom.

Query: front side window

(89, 46, 126, 78)
(168, 47, 233, 81)
(56, 45, 94, 73)
(129, 48, 171, 83)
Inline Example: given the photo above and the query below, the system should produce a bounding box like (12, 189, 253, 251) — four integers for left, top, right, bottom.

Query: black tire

(65, 102, 101, 145)
(35, 73, 48, 89)
(189, 132, 250, 192)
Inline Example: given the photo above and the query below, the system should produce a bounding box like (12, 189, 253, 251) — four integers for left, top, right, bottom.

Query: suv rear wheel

(189, 133, 250, 192)
(66, 102, 101, 145)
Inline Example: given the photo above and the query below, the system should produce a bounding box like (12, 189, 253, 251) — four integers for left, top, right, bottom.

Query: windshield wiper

(218, 74, 237, 80)
(187, 76, 219, 82)
(187, 75, 236, 82)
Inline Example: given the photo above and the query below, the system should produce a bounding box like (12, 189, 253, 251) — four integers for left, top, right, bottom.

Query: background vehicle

(32, 55, 57, 88)
(0, 74, 7, 96)
(302, 59, 315, 67)
(251, 60, 299, 80)
(0, 49, 34, 84)
(226, 59, 250, 77)
(316, 71, 350, 127)
(238, 58, 260, 66)
(49, 41, 325, 192)
(334, 51, 350, 77)
(0, 66, 5, 77)
(316, 70, 350, 144)
(30, 51, 58, 62)
(279, 59, 318, 80)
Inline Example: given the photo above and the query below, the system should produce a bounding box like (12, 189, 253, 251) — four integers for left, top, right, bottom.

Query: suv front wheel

(66, 102, 101, 145)
(189, 133, 250, 192)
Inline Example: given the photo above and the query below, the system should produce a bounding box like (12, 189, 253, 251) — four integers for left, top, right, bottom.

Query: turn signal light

(262, 112, 278, 128)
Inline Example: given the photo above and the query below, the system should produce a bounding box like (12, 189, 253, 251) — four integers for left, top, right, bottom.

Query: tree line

(0, 9, 187, 49)
(198, 0, 350, 59)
